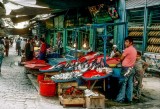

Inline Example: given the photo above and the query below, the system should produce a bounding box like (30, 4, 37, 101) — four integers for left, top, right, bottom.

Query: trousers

(116, 67, 135, 102)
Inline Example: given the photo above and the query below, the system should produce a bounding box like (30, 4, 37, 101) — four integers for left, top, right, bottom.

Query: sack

(121, 67, 133, 77)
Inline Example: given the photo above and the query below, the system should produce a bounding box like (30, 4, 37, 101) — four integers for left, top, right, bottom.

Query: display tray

(51, 78, 76, 83)
(82, 73, 111, 80)
(24, 64, 49, 69)
(39, 68, 62, 72)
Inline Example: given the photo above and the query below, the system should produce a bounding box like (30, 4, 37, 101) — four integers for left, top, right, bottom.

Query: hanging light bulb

(73, 42, 76, 48)
(83, 34, 87, 48)
(83, 43, 87, 48)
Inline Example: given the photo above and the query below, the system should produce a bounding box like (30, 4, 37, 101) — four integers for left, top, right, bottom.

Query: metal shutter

(126, 0, 160, 9)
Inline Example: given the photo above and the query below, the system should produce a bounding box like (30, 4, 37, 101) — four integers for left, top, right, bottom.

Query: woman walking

(0, 38, 5, 74)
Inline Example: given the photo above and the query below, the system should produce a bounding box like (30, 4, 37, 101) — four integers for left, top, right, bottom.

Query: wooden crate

(44, 72, 59, 80)
(58, 82, 78, 96)
(59, 96, 85, 108)
(86, 94, 105, 109)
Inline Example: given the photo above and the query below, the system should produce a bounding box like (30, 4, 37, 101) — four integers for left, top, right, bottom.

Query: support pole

(143, 0, 148, 53)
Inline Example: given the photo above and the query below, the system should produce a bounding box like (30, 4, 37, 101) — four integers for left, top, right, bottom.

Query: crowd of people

(15, 37, 47, 61)
(0, 36, 48, 75)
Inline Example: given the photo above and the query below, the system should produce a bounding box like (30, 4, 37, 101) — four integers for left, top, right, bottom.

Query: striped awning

(126, 0, 160, 9)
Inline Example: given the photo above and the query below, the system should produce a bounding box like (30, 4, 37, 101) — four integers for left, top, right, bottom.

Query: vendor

(39, 38, 46, 60)
(110, 45, 121, 58)
(56, 32, 63, 55)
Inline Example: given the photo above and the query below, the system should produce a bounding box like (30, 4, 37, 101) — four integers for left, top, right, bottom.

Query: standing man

(116, 37, 137, 103)
(56, 32, 63, 55)
(0, 38, 5, 74)
(16, 38, 21, 56)
(5, 37, 10, 57)
(20, 39, 26, 56)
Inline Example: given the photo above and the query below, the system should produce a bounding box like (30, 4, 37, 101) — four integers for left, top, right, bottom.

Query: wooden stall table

(82, 72, 111, 91)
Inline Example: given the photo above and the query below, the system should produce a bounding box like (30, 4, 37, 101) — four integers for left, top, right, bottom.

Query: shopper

(133, 51, 148, 99)
(56, 32, 63, 55)
(115, 37, 137, 103)
(0, 38, 5, 74)
(5, 37, 10, 57)
(25, 38, 34, 61)
(21, 39, 26, 55)
(16, 38, 21, 56)
(39, 38, 46, 60)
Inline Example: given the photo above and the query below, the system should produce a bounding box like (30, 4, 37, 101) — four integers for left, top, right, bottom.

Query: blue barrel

(112, 68, 121, 77)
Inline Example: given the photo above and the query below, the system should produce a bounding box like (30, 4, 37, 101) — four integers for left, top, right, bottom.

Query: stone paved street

(0, 44, 63, 109)
(0, 44, 160, 109)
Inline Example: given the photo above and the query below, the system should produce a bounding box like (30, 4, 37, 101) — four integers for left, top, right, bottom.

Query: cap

(113, 45, 117, 48)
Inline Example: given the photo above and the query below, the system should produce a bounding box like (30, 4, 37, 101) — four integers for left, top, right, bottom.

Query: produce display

(128, 26, 160, 53)
(39, 52, 99, 72)
(128, 31, 143, 37)
(148, 31, 160, 37)
(148, 38, 160, 44)
(146, 45, 160, 53)
(128, 27, 143, 31)
(62, 86, 84, 98)
(51, 71, 82, 82)
(147, 26, 160, 53)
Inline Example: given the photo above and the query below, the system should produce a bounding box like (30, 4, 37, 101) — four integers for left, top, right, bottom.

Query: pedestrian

(25, 38, 34, 61)
(16, 38, 21, 56)
(115, 37, 137, 103)
(39, 38, 46, 60)
(20, 39, 26, 56)
(56, 32, 63, 55)
(0, 38, 5, 74)
(133, 51, 148, 99)
(5, 37, 10, 57)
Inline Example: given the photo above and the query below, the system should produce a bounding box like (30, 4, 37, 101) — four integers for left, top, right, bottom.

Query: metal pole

(143, 0, 148, 53)
(103, 26, 107, 66)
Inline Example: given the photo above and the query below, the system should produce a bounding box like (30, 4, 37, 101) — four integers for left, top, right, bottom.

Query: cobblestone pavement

(0, 45, 63, 109)
(0, 44, 160, 109)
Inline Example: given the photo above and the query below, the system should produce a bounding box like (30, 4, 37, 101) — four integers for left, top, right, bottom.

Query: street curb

(27, 74, 39, 92)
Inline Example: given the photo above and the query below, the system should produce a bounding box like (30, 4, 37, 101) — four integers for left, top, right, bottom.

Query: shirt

(0, 44, 5, 55)
(40, 43, 46, 53)
(135, 59, 145, 72)
(20, 41, 26, 50)
(122, 45, 137, 67)
(110, 51, 115, 58)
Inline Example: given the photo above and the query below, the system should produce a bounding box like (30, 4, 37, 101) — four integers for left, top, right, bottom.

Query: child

(134, 51, 149, 99)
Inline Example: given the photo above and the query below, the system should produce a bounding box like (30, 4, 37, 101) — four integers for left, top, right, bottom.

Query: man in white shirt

(20, 39, 26, 55)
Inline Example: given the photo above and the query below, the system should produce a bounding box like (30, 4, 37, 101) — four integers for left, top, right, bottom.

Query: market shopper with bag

(115, 37, 137, 103)
(0, 38, 5, 74)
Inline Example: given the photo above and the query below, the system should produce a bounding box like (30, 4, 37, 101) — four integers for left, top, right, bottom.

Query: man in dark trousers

(5, 37, 10, 57)
(16, 38, 21, 56)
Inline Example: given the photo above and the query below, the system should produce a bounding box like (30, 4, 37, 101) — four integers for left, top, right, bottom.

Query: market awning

(10, 7, 52, 16)
(8, 27, 31, 35)
(126, 0, 160, 9)
(37, 0, 111, 9)
(0, 2, 6, 17)
(10, 15, 36, 24)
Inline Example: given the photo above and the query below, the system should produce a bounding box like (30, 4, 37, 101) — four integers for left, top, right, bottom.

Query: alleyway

(0, 43, 160, 109)
(0, 44, 63, 109)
